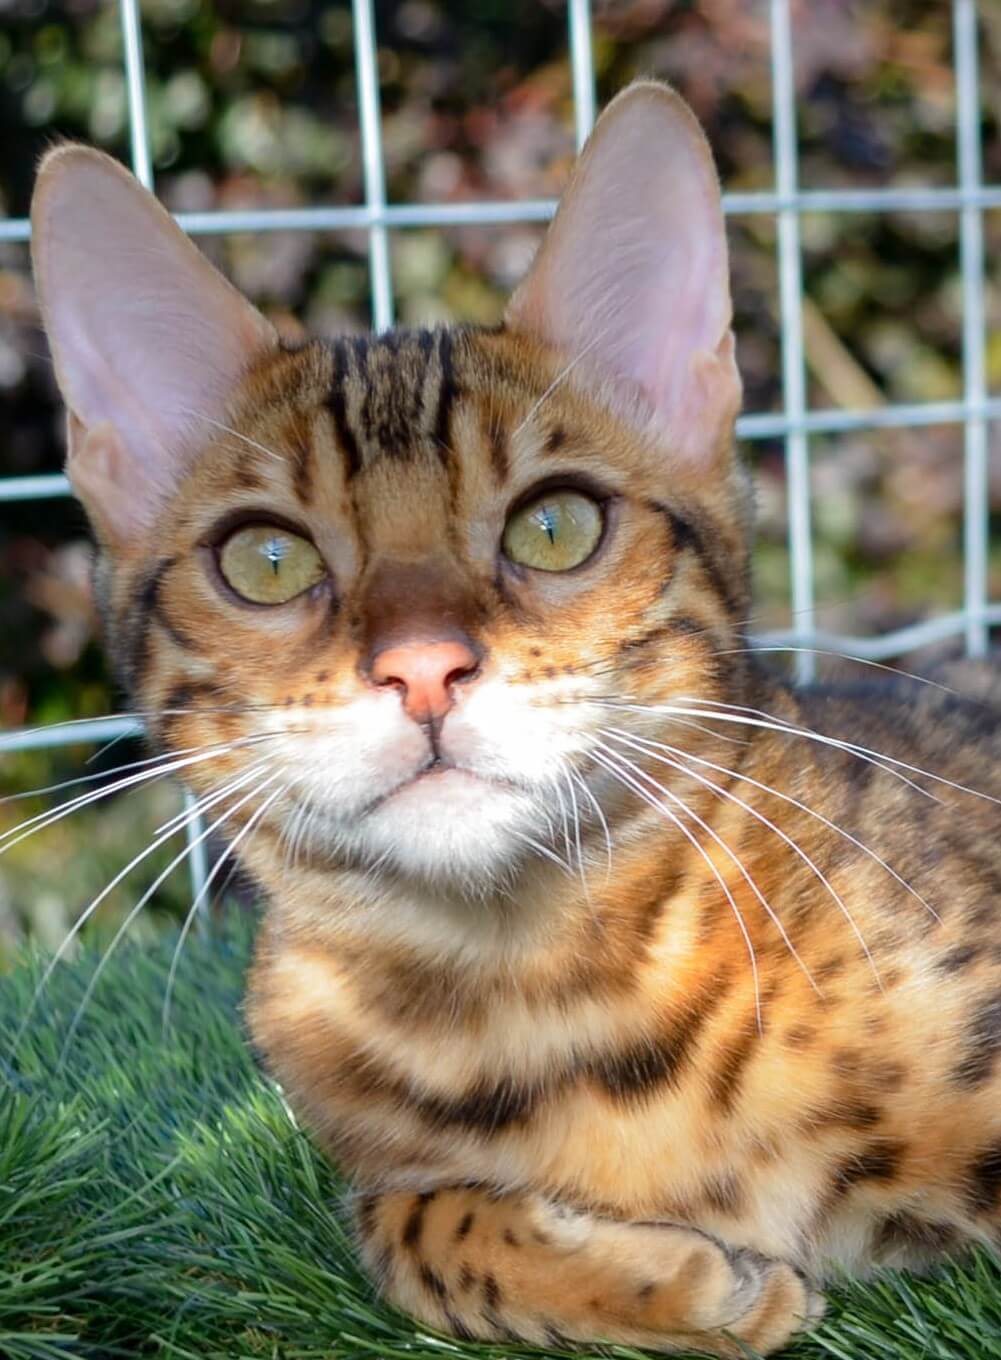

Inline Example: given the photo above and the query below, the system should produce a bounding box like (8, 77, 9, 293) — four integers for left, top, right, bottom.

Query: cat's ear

(505, 82, 739, 467)
(31, 146, 278, 545)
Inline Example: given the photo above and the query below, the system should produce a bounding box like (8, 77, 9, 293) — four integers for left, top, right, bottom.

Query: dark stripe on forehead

(233, 452, 266, 492)
(433, 329, 458, 467)
(327, 340, 363, 478)
(359, 341, 377, 449)
(369, 333, 425, 457)
(291, 438, 313, 502)
(288, 412, 315, 504)
(487, 417, 509, 484)
(544, 425, 566, 455)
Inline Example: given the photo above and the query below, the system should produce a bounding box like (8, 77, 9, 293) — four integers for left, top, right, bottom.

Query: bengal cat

(29, 82, 1001, 1355)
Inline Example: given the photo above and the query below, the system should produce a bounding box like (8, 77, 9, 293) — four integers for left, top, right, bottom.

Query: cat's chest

(248, 938, 813, 1208)
(248, 934, 981, 1268)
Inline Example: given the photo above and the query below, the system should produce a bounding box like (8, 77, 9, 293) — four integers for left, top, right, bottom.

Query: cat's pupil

(263, 537, 288, 575)
(537, 506, 557, 544)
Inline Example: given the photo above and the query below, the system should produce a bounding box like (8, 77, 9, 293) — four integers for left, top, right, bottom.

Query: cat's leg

(355, 1186, 823, 1357)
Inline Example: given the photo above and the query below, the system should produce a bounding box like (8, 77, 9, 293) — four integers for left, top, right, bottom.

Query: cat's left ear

(506, 82, 740, 467)
(31, 146, 278, 546)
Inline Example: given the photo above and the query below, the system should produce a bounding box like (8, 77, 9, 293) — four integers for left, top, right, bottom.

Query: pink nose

(370, 639, 479, 721)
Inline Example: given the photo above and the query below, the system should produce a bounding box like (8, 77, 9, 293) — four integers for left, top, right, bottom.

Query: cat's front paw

(363, 1189, 822, 1358)
(573, 1218, 824, 1356)
(699, 1247, 825, 1355)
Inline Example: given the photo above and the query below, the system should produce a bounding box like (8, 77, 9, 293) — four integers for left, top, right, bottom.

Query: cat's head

(31, 83, 750, 895)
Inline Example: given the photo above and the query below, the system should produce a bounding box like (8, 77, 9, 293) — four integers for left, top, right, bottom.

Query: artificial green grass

(3, 920, 1001, 1360)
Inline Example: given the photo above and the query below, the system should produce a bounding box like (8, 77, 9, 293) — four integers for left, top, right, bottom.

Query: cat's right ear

(31, 146, 277, 547)
(505, 83, 739, 471)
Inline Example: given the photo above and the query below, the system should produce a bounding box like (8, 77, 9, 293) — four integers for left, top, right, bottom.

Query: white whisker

(153, 759, 270, 837)
(0, 738, 273, 856)
(735, 646, 974, 700)
(85, 727, 136, 766)
(562, 765, 588, 894)
(175, 407, 285, 464)
(553, 777, 574, 877)
(598, 696, 1000, 806)
(0, 737, 257, 808)
(671, 694, 1000, 805)
(595, 737, 819, 996)
(512, 333, 605, 438)
(512, 828, 574, 878)
(600, 729, 879, 987)
(7, 762, 271, 1065)
(161, 783, 284, 1033)
(661, 714, 751, 747)
(590, 747, 762, 1030)
(57, 771, 280, 1065)
(569, 766, 613, 883)
(614, 728, 939, 924)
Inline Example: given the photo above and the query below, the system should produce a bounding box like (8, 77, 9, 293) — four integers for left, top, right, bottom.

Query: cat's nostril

(370, 639, 480, 721)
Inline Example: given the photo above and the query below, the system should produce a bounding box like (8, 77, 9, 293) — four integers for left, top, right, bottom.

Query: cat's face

(31, 83, 748, 891)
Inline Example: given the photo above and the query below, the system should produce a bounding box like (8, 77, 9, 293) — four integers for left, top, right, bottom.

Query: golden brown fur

(31, 84, 1001, 1355)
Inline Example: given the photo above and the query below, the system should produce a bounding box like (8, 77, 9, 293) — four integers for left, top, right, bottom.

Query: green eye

(218, 524, 326, 604)
(503, 490, 604, 572)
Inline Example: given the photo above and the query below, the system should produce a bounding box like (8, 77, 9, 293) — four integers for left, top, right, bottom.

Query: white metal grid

(1, 0, 999, 904)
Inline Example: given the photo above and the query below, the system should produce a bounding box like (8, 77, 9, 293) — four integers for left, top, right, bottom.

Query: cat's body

(250, 658, 1001, 1277)
(29, 84, 1001, 1355)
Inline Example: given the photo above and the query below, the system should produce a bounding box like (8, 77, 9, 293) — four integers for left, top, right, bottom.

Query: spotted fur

(31, 83, 1001, 1355)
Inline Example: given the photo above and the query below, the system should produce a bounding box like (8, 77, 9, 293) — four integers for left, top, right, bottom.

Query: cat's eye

(217, 524, 326, 605)
(503, 489, 604, 573)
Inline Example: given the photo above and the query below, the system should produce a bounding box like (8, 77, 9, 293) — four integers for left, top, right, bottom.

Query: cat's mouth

(364, 759, 520, 815)
(414, 757, 458, 782)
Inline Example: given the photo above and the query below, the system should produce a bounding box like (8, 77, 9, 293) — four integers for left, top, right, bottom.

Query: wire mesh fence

(0, 0, 998, 908)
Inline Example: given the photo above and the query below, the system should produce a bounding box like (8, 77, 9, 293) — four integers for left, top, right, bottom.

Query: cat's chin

(349, 767, 540, 887)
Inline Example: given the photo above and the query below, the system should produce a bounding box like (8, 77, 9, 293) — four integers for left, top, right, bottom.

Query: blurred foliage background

(0, 0, 1000, 961)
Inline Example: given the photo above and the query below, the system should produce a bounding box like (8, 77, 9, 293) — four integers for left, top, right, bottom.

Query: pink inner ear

(506, 84, 740, 463)
(32, 147, 275, 539)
